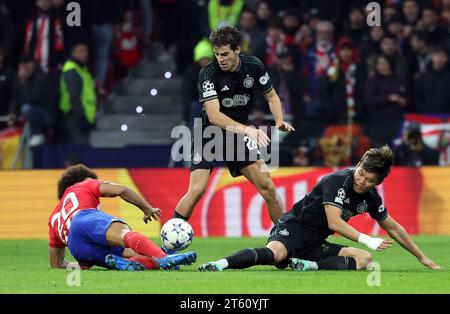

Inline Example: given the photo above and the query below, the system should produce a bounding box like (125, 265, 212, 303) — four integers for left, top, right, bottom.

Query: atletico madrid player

(48, 164, 196, 271)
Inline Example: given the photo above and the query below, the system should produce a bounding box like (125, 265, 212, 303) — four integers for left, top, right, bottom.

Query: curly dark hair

(57, 164, 98, 199)
(209, 26, 242, 51)
(358, 145, 394, 184)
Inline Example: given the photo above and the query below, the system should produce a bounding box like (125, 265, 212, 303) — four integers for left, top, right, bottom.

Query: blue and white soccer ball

(160, 218, 194, 251)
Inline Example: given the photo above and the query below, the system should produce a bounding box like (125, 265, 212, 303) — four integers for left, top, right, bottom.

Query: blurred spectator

(443, 0, 450, 23)
(174, 0, 209, 74)
(408, 31, 431, 81)
(366, 33, 409, 77)
(0, 4, 16, 65)
(60, 43, 97, 144)
(402, 0, 421, 37)
(238, 9, 266, 61)
(7, 55, 54, 147)
(255, 0, 272, 33)
(24, 0, 65, 73)
(320, 38, 365, 124)
(383, 4, 400, 24)
(207, 0, 244, 31)
(387, 15, 405, 42)
(268, 51, 305, 126)
(363, 54, 409, 145)
(302, 20, 336, 116)
(139, 0, 153, 46)
(89, 0, 122, 96)
(181, 38, 214, 126)
(341, 6, 369, 55)
(414, 47, 450, 113)
(114, 10, 142, 69)
(395, 121, 440, 166)
(264, 19, 285, 68)
(281, 7, 302, 47)
(0, 45, 15, 117)
(360, 26, 384, 61)
(416, 6, 447, 46)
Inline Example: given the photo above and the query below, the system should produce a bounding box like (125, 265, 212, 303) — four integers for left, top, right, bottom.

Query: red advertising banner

(129, 167, 423, 237)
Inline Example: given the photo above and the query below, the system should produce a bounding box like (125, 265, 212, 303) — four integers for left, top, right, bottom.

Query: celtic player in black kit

(199, 146, 440, 271)
(173, 26, 294, 225)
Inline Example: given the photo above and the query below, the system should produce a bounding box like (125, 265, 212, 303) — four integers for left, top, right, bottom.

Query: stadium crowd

(0, 0, 449, 166)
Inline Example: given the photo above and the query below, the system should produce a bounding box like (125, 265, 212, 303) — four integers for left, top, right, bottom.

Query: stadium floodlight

(150, 89, 158, 96)
(121, 124, 128, 132)
(136, 106, 143, 114)
(164, 71, 172, 79)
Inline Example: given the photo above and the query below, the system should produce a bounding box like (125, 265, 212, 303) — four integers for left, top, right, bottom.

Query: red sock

(123, 231, 166, 258)
(128, 256, 160, 270)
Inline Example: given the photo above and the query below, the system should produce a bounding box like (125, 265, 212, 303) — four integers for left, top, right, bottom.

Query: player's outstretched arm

(99, 181, 161, 223)
(204, 99, 270, 147)
(263, 89, 295, 132)
(325, 204, 393, 251)
(49, 247, 69, 269)
(378, 215, 440, 269)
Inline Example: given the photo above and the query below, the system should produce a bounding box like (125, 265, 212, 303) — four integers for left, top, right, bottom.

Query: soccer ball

(160, 218, 194, 251)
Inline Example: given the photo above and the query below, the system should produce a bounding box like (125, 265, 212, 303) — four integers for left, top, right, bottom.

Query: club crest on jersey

(357, 200, 368, 213)
(203, 80, 215, 92)
(243, 76, 254, 88)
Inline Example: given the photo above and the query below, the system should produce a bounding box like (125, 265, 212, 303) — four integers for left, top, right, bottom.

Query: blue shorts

(68, 209, 126, 269)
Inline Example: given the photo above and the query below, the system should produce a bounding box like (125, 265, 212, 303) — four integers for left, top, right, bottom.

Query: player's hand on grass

(276, 121, 295, 132)
(419, 256, 441, 270)
(375, 238, 394, 251)
(143, 207, 161, 223)
(246, 127, 270, 148)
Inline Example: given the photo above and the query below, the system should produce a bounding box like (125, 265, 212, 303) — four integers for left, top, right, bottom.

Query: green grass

(1, 236, 449, 294)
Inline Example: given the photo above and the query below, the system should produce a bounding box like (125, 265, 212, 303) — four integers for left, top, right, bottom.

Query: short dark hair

(70, 41, 88, 52)
(377, 53, 397, 74)
(209, 26, 242, 51)
(410, 31, 428, 44)
(381, 33, 397, 43)
(422, 5, 439, 16)
(57, 164, 98, 199)
(358, 145, 394, 183)
(18, 54, 35, 64)
(431, 46, 448, 56)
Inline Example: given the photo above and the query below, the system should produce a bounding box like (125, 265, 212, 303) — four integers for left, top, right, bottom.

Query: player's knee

(355, 252, 372, 270)
(270, 248, 285, 264)
(189, 186, 206, 200)
(266, 242, 287, 264)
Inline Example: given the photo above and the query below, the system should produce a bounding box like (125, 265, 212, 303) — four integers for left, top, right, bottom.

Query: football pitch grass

(1, 236, 449, 294)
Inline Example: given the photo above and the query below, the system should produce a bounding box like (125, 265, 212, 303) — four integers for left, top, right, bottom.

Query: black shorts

(267, 217, 346, 269)
(190, 121, 260, 177)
